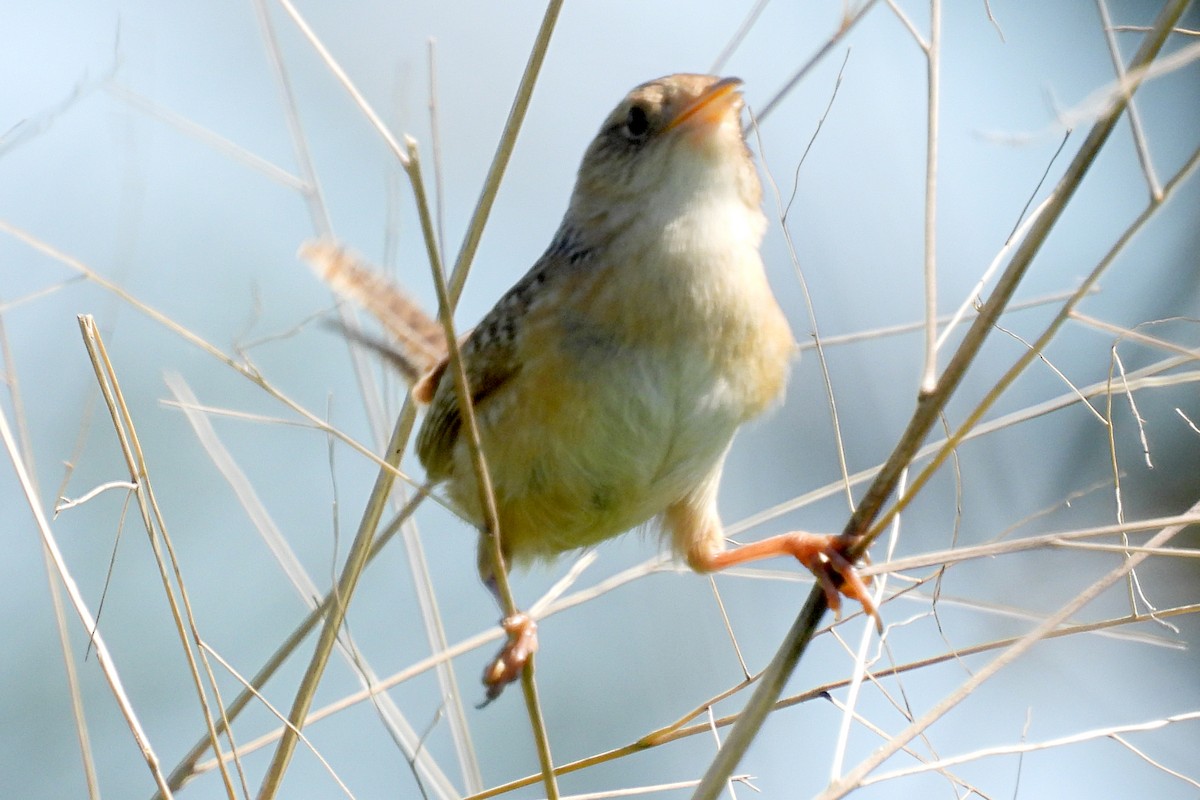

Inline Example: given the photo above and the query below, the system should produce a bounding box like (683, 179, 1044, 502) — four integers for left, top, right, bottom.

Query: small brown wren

(310, 74, 876, 703)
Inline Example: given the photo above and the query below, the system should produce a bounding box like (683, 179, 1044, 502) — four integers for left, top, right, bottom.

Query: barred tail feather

(301, 239, 448, 382)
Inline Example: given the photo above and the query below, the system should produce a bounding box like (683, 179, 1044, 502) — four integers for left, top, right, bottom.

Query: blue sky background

(2, 2, 1199, 798)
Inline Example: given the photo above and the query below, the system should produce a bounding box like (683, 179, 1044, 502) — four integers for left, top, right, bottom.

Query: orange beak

(662, 77, 744, 133)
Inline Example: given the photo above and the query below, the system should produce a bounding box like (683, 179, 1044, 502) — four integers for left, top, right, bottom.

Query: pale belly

(445, 338, 746, 563)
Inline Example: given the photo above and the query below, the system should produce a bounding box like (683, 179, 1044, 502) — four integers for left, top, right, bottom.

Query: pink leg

(692, 532, 880, 629)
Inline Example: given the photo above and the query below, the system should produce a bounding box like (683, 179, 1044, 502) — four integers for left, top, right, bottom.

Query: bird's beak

(662, 77, 744, 134)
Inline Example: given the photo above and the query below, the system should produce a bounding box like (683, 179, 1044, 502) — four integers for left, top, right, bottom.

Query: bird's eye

(623, 104, 650, 140)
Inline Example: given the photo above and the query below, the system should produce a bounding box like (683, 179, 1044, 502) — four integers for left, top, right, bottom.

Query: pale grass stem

(254, 399, 416, 796)
(200, 642, 357, 798)
(859, 708, 1200, 789)
(1096, 0, 1163, 200)
(165, 374, 461, 795)
(76, 316, 243, 799)
(1, 390, 172, 797)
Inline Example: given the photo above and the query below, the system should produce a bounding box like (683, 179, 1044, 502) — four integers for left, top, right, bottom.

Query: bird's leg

(669, 500, 880, 629)
(693, 533, 879, 628)
(477, 550, 538, 706)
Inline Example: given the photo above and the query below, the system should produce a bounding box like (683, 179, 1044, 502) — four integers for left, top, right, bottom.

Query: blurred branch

(192, 555, 598, 777)
(273, 0, 410, 168)
(166, 374, 460, 797)
(161, 483, 430, 794)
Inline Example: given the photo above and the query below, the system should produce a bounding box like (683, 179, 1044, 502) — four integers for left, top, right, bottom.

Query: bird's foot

(783, 532, 880, 630)
(479, 612, 538, 706)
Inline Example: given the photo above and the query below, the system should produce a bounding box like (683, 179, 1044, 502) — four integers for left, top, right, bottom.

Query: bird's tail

(301, 239, 447, 383)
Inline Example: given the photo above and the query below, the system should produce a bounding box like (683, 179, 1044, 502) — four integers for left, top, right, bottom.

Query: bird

(308, 73, 876, 703)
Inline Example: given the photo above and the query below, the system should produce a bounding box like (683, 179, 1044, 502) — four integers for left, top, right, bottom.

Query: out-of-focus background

(2, 1, 1198, 798)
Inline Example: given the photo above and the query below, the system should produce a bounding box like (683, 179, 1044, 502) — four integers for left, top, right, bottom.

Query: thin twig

(407, 136, 559, 797)
(446, 0, 564, 304)
(861, 709, 1200, 788)
(709, 576, 751, 680)
(54, 480, 139, 513)
(465, 600, 1200, 798)
(1003, 129, 1072, 245)
(753, 0, 881, 126)
(760, 48, 855, 509)
(78, 317, 240, 798)
(201, 642, 357, 798)
(1, 370, 175, 798)
(992, 322, 1107, 424)
(1096, 0, 1163, 201)
(1109, 733, 1200, 791)
(256, 409, 414, 796)
(982, 0, 1005, 42)
(822, 500, 1200, 798)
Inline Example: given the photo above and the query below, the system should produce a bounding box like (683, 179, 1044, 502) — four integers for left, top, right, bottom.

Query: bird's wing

(414, 327, 520, 481)
(415, 225, 592, 480)
(414, 267, 545, 480)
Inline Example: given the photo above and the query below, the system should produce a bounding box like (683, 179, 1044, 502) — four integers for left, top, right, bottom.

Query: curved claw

(803, 535, 880, 632)
(479, 612, 539, 707)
